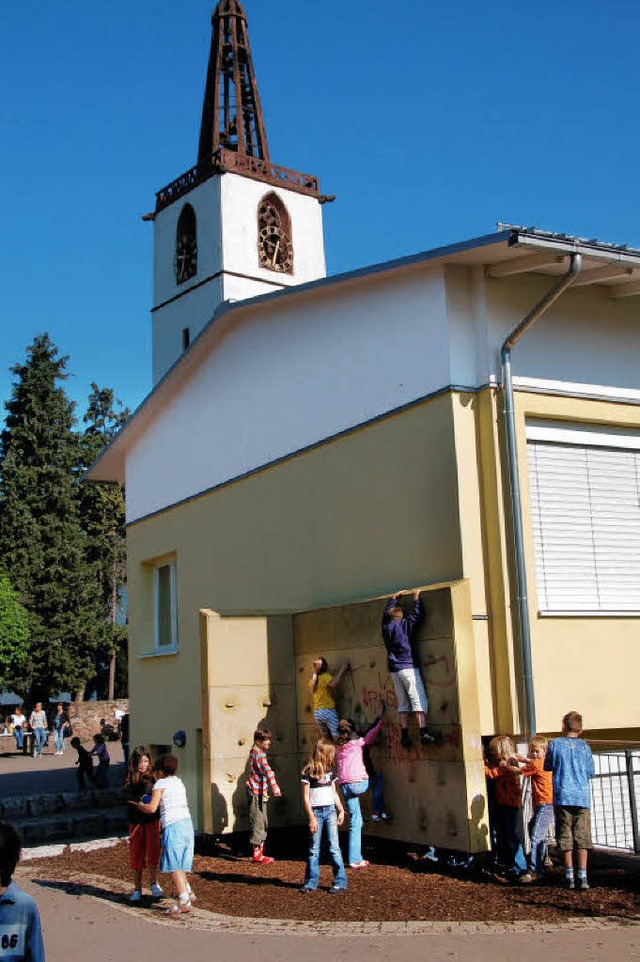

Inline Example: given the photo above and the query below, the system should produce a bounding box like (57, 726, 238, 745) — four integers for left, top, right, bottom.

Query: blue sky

(1, 0, 638, 423)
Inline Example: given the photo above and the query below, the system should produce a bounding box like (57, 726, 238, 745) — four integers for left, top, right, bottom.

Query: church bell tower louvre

(150, 0, 328, 386)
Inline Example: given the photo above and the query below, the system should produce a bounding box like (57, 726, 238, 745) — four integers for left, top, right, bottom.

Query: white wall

(152, 173, 327, 384)
(220, 173, 326, 287)
(134, 259, 640, 523)
(127, 268, 449, 522)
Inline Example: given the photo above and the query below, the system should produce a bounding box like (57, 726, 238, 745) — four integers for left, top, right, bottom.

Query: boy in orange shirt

(503, 735, 554, 884)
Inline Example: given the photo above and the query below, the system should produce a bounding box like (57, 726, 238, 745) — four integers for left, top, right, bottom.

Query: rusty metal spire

(198, 0, 270, 163)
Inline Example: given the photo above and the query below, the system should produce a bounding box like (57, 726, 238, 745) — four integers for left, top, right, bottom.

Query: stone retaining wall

(64, 699, 129, 743)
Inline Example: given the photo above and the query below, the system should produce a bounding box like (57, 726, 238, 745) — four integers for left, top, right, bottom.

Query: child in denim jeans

(300, 739, 347, 893)
(502, 735, 554, 884)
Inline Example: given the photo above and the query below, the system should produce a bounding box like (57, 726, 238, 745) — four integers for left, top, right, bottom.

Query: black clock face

(174, 235, 197, 284)
(259, 225, 293, 273)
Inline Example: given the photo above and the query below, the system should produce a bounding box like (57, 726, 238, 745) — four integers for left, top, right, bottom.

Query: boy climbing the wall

(381, 590, 439, 748)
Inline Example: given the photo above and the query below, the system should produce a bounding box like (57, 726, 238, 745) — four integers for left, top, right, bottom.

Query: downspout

(500, 252, 582, 740)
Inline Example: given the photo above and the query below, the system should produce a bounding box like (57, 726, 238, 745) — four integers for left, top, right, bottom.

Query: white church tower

(150, 0, 328, 384)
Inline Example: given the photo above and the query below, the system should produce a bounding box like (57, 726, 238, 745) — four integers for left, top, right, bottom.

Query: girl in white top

(134, 754, 195, 915)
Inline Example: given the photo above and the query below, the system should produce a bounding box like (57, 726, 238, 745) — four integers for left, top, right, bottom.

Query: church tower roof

(198, 0, 269, 163)
(155, 1, 321, 212)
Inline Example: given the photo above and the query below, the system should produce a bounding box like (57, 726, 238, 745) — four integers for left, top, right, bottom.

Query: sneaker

(543, 855, 554, 870)
(299, 885, 315, 893)
(371, 813, 380, 821)
(564, 876, 575, 890)
(150, 883, 163, 898)
(380, 812, 391, 821)
(576, 877, 590, 891)
(400, 730, 412, 749)
(420, 728, 442, 745)
(259, 855, 275, 865)
(349, 860, 370, 868)
(518, 871, 538, 885)
(187, 888, 196, 903)
(329, 885, 347, 894)
(129, 890, 142, 903)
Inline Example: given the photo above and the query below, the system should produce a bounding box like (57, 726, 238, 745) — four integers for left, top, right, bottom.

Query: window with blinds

(526, 421, 640, 615)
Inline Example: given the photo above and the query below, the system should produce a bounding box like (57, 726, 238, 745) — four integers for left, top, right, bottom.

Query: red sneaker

(259, 855, 275, 865)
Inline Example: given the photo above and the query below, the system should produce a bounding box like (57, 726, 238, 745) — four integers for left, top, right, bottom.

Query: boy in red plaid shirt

(246, 728, 282, 864)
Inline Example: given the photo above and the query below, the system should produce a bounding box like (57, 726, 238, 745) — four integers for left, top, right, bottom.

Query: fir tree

(0, 334, 109, 700)
(79, 384, 130, 698)
(0, 569, 30, 689)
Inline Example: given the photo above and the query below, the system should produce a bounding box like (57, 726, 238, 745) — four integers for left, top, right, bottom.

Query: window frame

(153, 559, 178, 653)
(526, 419, 640, 617)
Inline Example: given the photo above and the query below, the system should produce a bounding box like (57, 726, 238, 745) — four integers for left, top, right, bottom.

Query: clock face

(174, 235, 197, 285)
(259, 225, 293, 274)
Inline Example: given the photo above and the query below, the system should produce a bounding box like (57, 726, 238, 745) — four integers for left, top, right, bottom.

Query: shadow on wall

(468, 792, 489, 852)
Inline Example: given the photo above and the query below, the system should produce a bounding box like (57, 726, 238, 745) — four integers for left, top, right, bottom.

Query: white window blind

(526, 425, 640, 614)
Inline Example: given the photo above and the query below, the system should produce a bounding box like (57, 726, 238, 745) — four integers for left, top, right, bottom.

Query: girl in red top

(484, 735, 525, 878)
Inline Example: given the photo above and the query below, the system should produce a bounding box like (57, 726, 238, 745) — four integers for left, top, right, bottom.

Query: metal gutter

(501, 252, 582, 740)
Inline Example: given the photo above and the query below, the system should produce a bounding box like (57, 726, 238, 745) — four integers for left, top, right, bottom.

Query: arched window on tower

(174, 204, 198, 285)
(257, 193, 293, 275)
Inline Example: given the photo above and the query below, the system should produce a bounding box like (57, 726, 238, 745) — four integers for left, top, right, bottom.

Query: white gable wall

(132, 262, 640, 524)
(126, 268, 449, 522)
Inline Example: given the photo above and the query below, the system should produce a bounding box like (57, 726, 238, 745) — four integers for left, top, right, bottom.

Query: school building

(89, 0, 640, 853)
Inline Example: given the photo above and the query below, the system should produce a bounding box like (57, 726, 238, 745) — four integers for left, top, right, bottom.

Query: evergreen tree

(79, 384, 130, 698)
(0, 334, 109, 700)
(0, 569, 30, 689)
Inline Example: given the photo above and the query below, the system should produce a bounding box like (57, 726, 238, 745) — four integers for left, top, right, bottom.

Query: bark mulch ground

(28, 838, 639, 924)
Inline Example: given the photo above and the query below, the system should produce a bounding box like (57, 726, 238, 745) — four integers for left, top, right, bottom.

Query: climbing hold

(225, 701, 235, 709)
(369, 660, 376, 668)
(237, 738, 246, 746)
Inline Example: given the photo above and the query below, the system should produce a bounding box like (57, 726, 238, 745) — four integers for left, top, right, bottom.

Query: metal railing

(591, 750, 640, 854)
(517, 748, 640, 856)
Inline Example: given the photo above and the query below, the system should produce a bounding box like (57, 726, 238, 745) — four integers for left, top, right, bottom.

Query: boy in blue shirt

(544, 711, 595, 891)
(0, 822, 45, 962)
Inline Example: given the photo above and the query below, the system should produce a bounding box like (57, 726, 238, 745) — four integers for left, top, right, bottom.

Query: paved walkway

(16, 866, 640, 962)
(0, 740, 124, 795)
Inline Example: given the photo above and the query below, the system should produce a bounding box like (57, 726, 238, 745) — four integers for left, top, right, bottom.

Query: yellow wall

(126, 393, 466, 832)
(513, 392, 640, 734)
(125, 383, 640, 840)
(293, 584, 487, 851)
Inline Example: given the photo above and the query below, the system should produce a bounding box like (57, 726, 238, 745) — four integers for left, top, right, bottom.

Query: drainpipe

(500, 252, 582, 740)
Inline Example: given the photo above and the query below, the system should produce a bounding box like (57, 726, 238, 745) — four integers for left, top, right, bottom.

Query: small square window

(154, 561, 177, 652)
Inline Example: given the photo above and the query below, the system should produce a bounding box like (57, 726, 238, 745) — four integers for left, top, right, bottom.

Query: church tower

(150, 0, 327, 384)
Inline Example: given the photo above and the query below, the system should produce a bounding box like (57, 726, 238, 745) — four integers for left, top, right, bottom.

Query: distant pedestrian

(70, 737, 96, 790)
(544, 711, 595, 891)
(10, 708, 26, 752)
(124, 747, 163, 903)
(52, 704, 69, 756)
(119, 713, 130, 771)
(134, 755, 196, 915)
(0, 821, 45, 962)
(89, 733, 110, 788)
(28, 704, 47, 758)
(246, 728, 282, 865)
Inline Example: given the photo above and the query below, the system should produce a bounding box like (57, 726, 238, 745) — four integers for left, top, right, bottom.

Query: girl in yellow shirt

(309, 657, 350, 738)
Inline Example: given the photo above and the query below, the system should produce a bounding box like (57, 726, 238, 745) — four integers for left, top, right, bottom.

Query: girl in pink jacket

(336, 709, 384, 868)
